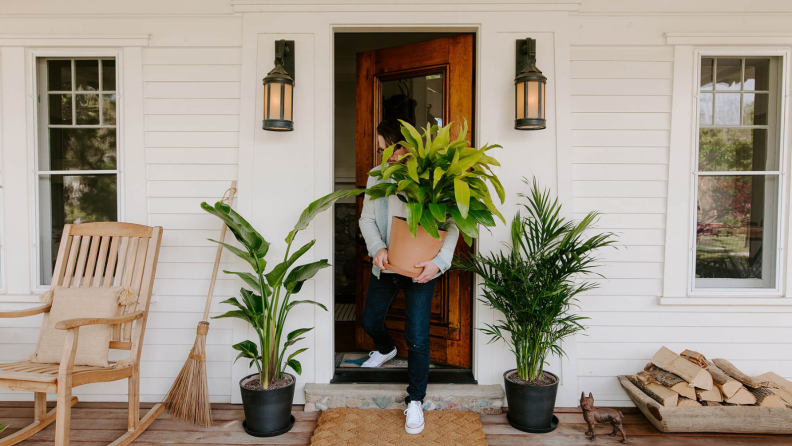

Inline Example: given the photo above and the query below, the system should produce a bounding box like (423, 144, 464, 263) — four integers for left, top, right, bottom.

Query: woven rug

(310, 408, 488, 446)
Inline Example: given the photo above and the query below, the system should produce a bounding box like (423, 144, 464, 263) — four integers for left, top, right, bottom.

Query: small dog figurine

(580, 392, 627, 443)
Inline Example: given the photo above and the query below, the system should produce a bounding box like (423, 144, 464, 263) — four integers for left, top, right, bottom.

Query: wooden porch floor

(1, 401, 790, 445)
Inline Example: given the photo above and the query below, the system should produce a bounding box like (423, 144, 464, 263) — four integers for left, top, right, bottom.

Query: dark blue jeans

(361, 273, 436, 404)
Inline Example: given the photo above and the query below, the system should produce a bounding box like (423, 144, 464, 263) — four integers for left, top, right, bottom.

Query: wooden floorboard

(1, 402, 789, 445)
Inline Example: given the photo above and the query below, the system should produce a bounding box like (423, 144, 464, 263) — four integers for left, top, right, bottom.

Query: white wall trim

(666, 33, 792, 45)
(0, 35, 150, 47)
(232, 1, 581, 13)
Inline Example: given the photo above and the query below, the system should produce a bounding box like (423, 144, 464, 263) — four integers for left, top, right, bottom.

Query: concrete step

(304, 383, 504, 414)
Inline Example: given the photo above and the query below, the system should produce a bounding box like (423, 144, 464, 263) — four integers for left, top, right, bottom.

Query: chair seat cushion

(30, 286, 126, 367)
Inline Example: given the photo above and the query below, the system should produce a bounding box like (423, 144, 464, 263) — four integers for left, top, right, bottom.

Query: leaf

(406, 155, 419, 182)
(231, 340, 258, 364)
(287, 327, 313, 341)
(240, 288, 265, 314)
(209, 239, 257, 271)
(212, 309, 254, 324)
(287, 359, 302, 375)
(399, 120, 424, 155)
(286, 299, 328, 312)
(433, 167, 445, 189)
(223, 270, 260, 291)
(487, 174, 506, 204)
(420, 209, 441, 240)
(406, 203, 423, 238)
(264, 240, 316, 287)
(287, 348, 308, 362)
(454, 177, 471, 219)
(448, 205, 479, 239)
(202, 202, 269, 258)
(380, 145, 395, 170)
(286, 189, 364, 244)
(285, 259, 331, 293)
(470, 209, 496, 227)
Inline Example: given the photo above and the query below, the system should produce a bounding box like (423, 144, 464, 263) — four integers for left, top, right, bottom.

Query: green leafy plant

(367, 120, 505, 245)
(454, 179, 616, 381)
(202, 189, 361, 389)
(0, 422, 5, 433)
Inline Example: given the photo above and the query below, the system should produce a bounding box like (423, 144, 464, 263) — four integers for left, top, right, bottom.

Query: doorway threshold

(331, 367, 476, 384)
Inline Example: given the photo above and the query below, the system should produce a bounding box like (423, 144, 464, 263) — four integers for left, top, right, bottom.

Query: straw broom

(163, 181, 237, 427)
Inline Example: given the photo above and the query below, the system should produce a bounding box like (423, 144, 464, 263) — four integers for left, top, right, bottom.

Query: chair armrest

(0, 304, 51, 318)
(55, 310, 144, 330)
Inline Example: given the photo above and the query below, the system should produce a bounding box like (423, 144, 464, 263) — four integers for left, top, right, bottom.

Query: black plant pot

(503, 369, 559, 433)
(239, 373, 296, 437)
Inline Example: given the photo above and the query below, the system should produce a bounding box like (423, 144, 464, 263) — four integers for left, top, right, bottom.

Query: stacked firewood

(627, 347, 792, 408)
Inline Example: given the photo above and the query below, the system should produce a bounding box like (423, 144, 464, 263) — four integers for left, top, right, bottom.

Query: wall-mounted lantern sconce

(262, 39, 295, 131)
(515, 38, 546, 130)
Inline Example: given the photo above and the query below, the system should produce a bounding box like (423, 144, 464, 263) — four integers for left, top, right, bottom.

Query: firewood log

(712, 358, 768, 389)
(651, 347, 713, 390)
(677, 396, 702, 407)
(750, 387, 787, 408)
(628, 374, 678, 407)
(707, 361, 743, 399)
(643, 363, 696, 400)
(724, 387, 757, 405)
(702, 401, 723, 407)
(696, 387, 723, 403)
(680, 349, 708, 369)
(755, 372, 792, 405)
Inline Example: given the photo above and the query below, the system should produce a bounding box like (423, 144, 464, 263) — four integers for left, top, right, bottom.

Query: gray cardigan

(358, 169, 460, 280)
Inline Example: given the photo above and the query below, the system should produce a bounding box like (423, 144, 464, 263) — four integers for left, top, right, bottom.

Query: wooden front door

(354, 34, 474, 368)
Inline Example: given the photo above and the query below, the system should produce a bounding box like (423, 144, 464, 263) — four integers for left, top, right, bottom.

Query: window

(36, 58, 119, 285)
(694, 56, 783, 291)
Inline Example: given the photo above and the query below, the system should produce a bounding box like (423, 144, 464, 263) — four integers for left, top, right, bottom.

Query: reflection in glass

(696, 175, 777, 286)
(47, 128, 117, 171)
(699, 93, 713, 125)
(75, 60, 99, 91)
(743, 93, 768, 125)
(716, 58, 742, 90)
(102, 94, 116, 125)
(713, 93, 741, 125)
(381, 73, 444, 129)
(102, 60, 116, 91)
(48, 60, 71, 91)
(49, 94, 72, 125)
(745, 59, 770, 91)
(39, 174, 117, 285)
(699, 128, 771, 172)
(76, 94, 100, 125)
(700, 58, 714, 90)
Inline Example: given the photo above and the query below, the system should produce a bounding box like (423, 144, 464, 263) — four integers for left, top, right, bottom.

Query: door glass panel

(381, 73, 444, 129)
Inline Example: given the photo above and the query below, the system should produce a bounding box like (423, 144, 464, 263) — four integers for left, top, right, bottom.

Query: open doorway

(333, 32, 476, 383)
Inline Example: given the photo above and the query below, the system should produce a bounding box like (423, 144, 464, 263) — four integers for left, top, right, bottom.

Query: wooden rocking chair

(0, 222, 163, 446)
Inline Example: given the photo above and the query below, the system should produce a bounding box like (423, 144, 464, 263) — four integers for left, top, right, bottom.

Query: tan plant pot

(385, 216, 447, 278)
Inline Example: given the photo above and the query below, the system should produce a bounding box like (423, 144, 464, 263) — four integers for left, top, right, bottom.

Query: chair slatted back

(48, 223, 163, 361)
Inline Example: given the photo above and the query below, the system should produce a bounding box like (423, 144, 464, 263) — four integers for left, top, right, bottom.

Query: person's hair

(376, 118, 404, 147)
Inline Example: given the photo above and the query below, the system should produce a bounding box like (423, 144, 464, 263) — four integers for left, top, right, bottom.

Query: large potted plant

(366, 119, 505, 276)
(455, 179, 616, 433)
(202, 189, 360, 436)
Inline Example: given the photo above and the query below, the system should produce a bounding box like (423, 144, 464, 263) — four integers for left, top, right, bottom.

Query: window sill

(659, 296, 792, 306)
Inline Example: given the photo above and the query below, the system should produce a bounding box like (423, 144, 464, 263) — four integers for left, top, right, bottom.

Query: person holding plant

(358, 118, 460, 435)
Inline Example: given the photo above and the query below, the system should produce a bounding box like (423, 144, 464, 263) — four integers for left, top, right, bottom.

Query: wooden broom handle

(202, 181, 237, 322)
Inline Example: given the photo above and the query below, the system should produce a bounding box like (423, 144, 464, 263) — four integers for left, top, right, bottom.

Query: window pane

(745, 59, 770, 91)
(700, 58, 714, 90)
(381, 73, 444, 128)
(743, 93, 769, 126)
(102, 94, 116, 125)
(699, 93, 713, 125)
(102, 60, 116, 91)
(699, 128, 774, 172)
(715, 58, 742, 91)
(47, 60, 71, 91)
(75, 60, 99, 91)
(695, 175, 778, 287)
(75, 94, 100, 125)
(46, 128, 117, 170)
(713, 93, 741, 125)
(48, 94, 72, 125)
(39, 174, 117, 285)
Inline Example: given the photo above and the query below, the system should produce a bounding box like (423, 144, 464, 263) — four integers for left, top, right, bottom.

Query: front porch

(2, 401, 789, 446)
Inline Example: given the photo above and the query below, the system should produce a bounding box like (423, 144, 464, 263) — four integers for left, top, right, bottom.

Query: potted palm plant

(455, 179, 616, 433)
(202, 189, 360, 437)
(367, 119, 505, 276)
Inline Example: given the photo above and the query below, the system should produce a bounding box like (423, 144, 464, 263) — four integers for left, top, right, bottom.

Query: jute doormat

(310, 408, 488, 446)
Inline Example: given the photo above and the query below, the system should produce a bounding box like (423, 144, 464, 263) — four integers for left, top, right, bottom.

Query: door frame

(331, 25, 481, 377)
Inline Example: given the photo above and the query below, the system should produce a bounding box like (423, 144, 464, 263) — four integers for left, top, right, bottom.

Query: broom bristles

(163, 322, 212, 427)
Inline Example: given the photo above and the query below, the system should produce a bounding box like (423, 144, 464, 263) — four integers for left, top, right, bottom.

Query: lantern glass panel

(539, 81, 546, 119)
(527, 81, 540, 119)
(263, 83, 269, 120)
(284, 83, 293, 121)
(516, 82, 525, 119)
(268, 82, 282, 119)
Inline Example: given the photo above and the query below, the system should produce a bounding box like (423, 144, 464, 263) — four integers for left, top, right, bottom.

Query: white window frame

(661, 45, 792, 305)
(30, 49, 125, 291)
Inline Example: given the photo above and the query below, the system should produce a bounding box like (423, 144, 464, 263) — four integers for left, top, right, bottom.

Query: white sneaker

(360, 348, 397, 368)
(404, 401, 424, 434)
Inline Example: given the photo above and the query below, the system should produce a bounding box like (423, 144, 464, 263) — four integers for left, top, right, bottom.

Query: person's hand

(414, 261, 440, 283)
(373, 248, 389, 270)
